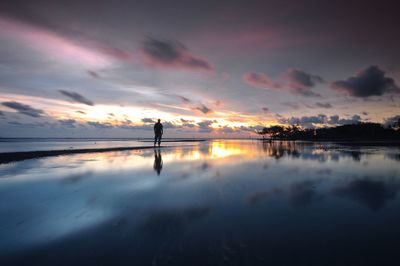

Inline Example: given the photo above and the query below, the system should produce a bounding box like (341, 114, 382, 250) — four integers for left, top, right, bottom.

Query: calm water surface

(0, 140, 400, 265)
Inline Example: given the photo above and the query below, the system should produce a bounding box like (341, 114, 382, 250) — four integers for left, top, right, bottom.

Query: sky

(0, 0, 399, 138)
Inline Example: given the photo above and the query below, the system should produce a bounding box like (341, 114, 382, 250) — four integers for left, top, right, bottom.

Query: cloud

(384, 115, 400, 127)
(333, 115, 361, 125)
(87, 70, 101, 79)
(0, 111, 4, 117)
(331, 65, 399, 97)
(219, 125, 235, 133)
(2, 101, 45, 117)
(242, 72, 281, 89)
(141, 37, 214, 72)
(87, 121, 113, 129)
(141, 118, 155, 123)
(243, 68, 323, 96)
(280, 114, 361, 128)
(285, 68, 323, 96)
(59, 90, 94, 106)
(58, 119, 76, 128)
(195, 104, 212, 114)
(315, 102, 332, 108)
(280, 114, 327, 128)
(0, 16, 129, 67)
(197, 120, 214, 133)
(177, 95, 191, 103)
(262, 107, 269, 112)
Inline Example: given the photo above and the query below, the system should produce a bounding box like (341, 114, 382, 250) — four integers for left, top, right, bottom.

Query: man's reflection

(154, 149, 163, 175)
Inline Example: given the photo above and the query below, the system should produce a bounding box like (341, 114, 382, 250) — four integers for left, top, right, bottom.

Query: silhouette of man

(154, 119, 163, 146)
(153, 149, 163, 175)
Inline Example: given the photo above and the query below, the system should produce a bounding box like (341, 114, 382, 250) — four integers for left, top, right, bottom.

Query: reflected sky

(1, 140, 400, 265)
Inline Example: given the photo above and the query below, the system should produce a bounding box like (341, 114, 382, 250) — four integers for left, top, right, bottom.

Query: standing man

(154, 119, 163, 146)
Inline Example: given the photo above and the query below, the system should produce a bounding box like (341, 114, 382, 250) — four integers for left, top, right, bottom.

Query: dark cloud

(334, 115, 361, 125)
(76, 110, 86, 114)
(87, 121, 113, 129)
(195, 104, 212, 114)
(262, 107, 269, 112)
(2, 101, 44, 117)
(243, 69, 323, 97)
(281, 114, 327, 128)
(242, 72, 281, 89)
(180, 118, 194, 123)
(0, 111, 4, 116)
(177, 95, 191, 103)
(58, 119, 76, 128)
(197, 120, 214, 133)
(59, 90, 94, 106)
(285, 68, 323, 97)
(163, 121, 178, 129)
(384, 115, 400, 127)
(280, 114, 361, 128)
(331, 65, 399, 97)
(141, 118, 155, 123)
(315, 102, 332, 108)
(219, 125, 235, 133)
(87, 70, 101, 79)
(141, 38, 213, 71)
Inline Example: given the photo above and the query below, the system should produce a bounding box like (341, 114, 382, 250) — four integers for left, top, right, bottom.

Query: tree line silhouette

(256, 120, 400, 141)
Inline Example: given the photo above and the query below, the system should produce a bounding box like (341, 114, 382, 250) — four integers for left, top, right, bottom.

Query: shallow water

(0, 140, 400, 265)
(0, 138, 185, 153)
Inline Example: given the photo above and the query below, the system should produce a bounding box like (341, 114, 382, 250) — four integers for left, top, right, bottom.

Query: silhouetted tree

(256, 122, 400, 141)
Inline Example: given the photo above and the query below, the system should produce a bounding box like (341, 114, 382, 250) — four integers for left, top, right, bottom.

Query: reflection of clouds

(315, 168, 332, 175)
(246, 188, 282, 204)
(386, 153, 400, 161)
(332, 179, 400, 211)
(0, 159, 42, 178)
(246, 180, 323, 207)
(60, 171, 93, 185)
(289, 180, 323, 207)
(141, 206, 211, 237)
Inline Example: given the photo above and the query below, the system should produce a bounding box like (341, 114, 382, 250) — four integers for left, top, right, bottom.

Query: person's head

(158, 119, 161, 123)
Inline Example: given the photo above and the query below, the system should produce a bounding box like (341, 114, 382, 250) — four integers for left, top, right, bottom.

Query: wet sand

(0, 146, 166, 164)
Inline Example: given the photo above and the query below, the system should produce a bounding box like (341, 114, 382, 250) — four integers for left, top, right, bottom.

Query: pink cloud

(243, 69, 323, 97)
(0, 16, 132, 67)
(243, 72, 281, 89)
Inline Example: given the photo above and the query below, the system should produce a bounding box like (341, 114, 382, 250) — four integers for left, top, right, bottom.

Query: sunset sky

(0, 0, 399, 137)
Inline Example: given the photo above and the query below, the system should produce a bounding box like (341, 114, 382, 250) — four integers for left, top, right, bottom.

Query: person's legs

(154, 134, 157, 146)
(158, 134, 162, 146)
